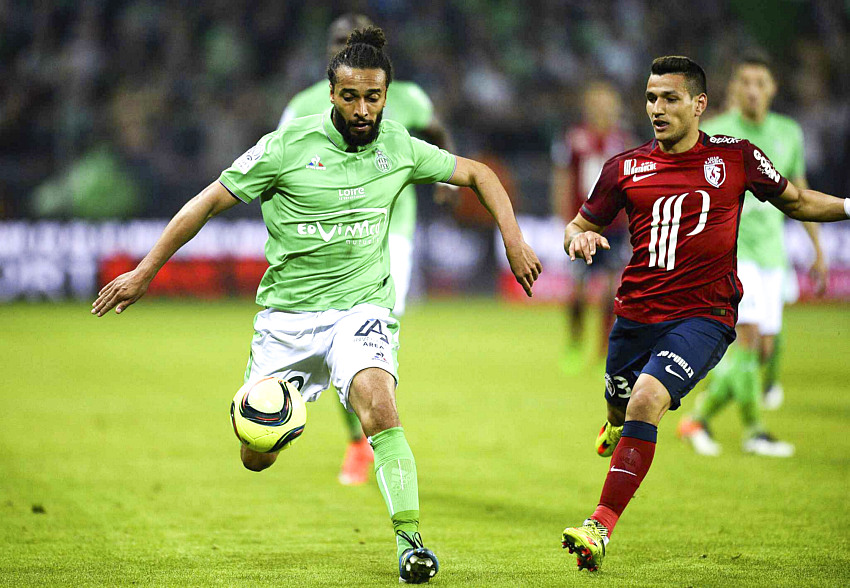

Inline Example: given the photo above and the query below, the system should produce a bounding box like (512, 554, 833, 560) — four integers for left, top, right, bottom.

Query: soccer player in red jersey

(550, 82, 635, 372)
(559, 56, 850, 572)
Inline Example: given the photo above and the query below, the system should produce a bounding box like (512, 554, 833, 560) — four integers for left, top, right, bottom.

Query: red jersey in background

(552, 124, 633, 228)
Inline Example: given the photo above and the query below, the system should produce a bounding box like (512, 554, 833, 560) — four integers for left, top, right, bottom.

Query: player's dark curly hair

(651, 56, 707, 97)
(327, 26, 394, 88)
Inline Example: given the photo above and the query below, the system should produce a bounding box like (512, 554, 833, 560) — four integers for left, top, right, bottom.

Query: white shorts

(389, 233, 413, 316)
(244, 304, 400, 410)
(737, 261, 784, 335)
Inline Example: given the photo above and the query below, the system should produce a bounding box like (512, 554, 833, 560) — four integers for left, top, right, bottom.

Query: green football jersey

(219, 109, 456, 312)
(702, 110, 805, 268)
(279, 80, 436, 241)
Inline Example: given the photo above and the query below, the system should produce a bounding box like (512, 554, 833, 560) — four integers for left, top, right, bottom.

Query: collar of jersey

(650, 131, 709, 158)
(322, 107, 381, 153)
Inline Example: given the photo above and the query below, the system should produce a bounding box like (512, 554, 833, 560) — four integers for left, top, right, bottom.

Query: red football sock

(591, 434, 656, 535)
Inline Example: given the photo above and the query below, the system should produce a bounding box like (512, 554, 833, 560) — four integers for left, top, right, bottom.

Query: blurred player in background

(550, 81, 634, 373)
(280, 14, 456, 486)
(678, 54, 827, 457)
(93, 27, 541, 583)
(560, 56, 850, 572)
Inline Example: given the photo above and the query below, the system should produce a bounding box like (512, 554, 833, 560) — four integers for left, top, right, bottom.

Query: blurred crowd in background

(1, 0, 848, 221)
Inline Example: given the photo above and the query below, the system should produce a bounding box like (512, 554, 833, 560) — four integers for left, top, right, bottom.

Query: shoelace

(396, 530, 425, 552)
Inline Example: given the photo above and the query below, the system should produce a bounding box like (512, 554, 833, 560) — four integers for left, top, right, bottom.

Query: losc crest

(703, 156, 726, 188)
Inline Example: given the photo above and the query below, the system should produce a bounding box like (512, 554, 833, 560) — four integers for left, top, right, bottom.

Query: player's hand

(809, 254, 828, 297)
(566, 231, 610, 265)
(505, 240, 542, 297)
(91, 269, 151, 317)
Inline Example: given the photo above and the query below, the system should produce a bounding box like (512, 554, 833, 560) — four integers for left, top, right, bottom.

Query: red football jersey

(552, 124, 634, 222)
(580, 132, 788, 327)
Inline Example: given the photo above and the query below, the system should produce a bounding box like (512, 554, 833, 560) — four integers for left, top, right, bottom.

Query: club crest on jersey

(704, 156, 726, 188)
(374, 149, 392, 173)
(305, 155, 326, 170)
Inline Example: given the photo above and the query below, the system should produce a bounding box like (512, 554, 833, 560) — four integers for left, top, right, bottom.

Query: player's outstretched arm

(91, 181, 239, 316)
(447, 156, 542, 297)
(767, 181, 850, 223)
(564, 213, 609, 265)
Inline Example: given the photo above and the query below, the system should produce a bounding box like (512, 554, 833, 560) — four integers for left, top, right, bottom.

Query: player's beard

(334, 108, 383, 147)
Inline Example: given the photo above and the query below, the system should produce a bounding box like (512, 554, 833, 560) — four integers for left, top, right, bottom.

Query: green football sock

(763, 331, 783, 392)
(693, 351, 735, 421)
(730, 347, 763, 436)
(370, 427, 420, 559)
(340, 403, 364, 441)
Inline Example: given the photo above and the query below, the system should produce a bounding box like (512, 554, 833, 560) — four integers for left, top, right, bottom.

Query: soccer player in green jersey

(92, 27, 541, 584)
(280, 13, 457, 487)
(678, 54, 827, 457)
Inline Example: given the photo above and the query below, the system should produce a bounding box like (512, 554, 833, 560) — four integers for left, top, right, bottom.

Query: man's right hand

(566, 231, 610, 265)
(91, 269, 151, 316)
(505, 239, 542, 297)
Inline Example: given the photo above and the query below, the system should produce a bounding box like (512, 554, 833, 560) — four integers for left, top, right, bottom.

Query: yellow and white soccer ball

(230, 376, 307, 453)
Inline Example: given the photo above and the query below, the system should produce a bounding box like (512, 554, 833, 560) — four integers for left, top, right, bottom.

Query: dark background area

(1, 0, 847, 221)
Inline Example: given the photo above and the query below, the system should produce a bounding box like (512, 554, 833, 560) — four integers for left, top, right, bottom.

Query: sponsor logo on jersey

(623, 159, 657, 175)
(305, 155, 326, 170)
(704, 156, 726, 188)
(753, 149, 781, 183)
(234, 137, 268, 174)
(709, 135, 741, 144)
(338, 187, 366, 201)
(632, 172, 657, 182)
(656, 350, 694, 378)
(295, 208, 388, 245)
(374, 149, 392, 173)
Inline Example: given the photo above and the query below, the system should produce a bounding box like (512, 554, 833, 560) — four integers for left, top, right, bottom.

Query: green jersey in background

(219, 110, 455, 312)
(279, 80, 436, 241)
(702, 111, 805, 268)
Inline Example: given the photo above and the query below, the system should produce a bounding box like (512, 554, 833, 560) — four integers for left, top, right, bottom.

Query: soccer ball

(230, 376, 307, 453)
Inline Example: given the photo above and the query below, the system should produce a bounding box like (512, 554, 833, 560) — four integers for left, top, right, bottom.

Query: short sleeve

(741, 140, 788, 201)
(409, 136, 456, 184)
(578, 157, 624, 227)
(218, 132, 283, 203)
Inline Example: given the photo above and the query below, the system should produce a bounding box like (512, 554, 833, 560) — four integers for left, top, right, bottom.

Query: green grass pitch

(1, 299, 849, 586)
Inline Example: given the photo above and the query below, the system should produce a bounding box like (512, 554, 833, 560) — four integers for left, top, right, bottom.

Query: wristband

(844, 198, 850, 219)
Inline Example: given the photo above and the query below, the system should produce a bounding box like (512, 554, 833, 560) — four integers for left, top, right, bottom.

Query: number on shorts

(606, 374, 632, 399)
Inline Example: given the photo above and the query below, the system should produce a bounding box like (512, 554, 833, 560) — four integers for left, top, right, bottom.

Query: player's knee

(349, 368, 399, 435)
(358, 402, 400, 437)
(625, 383, 669, 424)
(240, 445, 277, 472)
